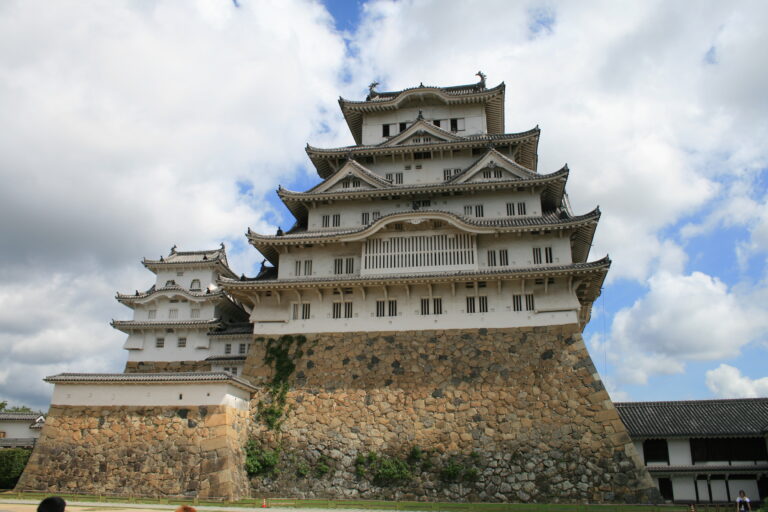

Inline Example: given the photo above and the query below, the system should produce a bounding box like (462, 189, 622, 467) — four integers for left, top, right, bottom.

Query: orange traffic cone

(261, 498, 268, 508)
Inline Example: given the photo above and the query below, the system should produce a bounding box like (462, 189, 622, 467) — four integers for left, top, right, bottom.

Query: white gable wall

(361, 104, 487, 145)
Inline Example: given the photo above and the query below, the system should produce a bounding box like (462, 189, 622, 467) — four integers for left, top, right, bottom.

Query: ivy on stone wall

(254, 335, 307, 431)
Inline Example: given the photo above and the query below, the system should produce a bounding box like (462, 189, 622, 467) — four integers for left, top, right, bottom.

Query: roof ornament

(240, 273, 246, 281)
(170, 244, 177, 254)
(220, 242, 225, 250)
(276, 227, 284, 236)
(135, 290, 139, 296)
(159, 255, 164, 262)
(416, 110, 424, 121)
(476, 71, 487, 90)
(419, 82, 424, 87)
(367, 81, 379, 100)
(260, 259, 267, 272)
(202, 254, 208, 260)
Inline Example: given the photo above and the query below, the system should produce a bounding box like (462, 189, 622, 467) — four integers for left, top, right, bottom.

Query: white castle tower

(220, 75, 607, 334)
(114, 245, 251, 374)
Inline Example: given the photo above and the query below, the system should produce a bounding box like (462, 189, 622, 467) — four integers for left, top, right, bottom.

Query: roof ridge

(615, 397, 768, 406)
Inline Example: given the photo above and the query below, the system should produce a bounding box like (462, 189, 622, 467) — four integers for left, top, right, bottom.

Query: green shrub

(296, 462, 309, 478)
(439, 459, 464, 483)
(373, 456, 411, 485)
(244, 440, 280, 476)
(0, 448, 31, 489)
(314, 456, 330, 477)
(407, 445, 424, 464)
(463, 467, 479, 482)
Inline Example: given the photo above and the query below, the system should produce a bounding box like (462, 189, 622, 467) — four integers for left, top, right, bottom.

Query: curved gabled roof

(339, 82, 505, 145)
(306, 127, 540, 178)
(116, 284, 226, 306)
(143, 245, 237, 279)
(278, 158, 569, 225)
(110, 319, 221, 333)
(248, 208, 599, 265)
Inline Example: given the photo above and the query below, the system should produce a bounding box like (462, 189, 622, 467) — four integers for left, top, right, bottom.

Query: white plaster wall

(154, 268, 218, 290)
(250, 280, 580, 334)
(361, 104, 487, 145)
(728, 480, 759, 502)
(132, 297, 217, 321)
(696, 479, 709, 502)
(710, 479, 728, 502)
(51, 382, 251, 410)
(0, 420, 40, 439)
(633, 441, 644, 463)
(671, 477, 697, 501)
(125, 329, 213, 362)
(209, 338, 252, 357)
(307, 191, 543, 231)
(668, 438, 692, 465)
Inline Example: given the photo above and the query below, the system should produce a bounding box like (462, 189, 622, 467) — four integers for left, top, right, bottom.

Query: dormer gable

(379, 119, 461, 148)
(450, 148, 537, 184)
(307, 159, 393, 194)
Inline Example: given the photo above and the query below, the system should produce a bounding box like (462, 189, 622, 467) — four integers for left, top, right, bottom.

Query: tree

(0, 402, 34, 413)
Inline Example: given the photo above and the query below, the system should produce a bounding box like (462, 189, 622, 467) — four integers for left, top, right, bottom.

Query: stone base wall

(243, 326, 658, 503)
(124, 360, 212, 373)
(16, 404, 250, 499)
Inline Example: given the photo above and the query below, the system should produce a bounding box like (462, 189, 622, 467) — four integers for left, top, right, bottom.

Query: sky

(0, 0, 767, 410)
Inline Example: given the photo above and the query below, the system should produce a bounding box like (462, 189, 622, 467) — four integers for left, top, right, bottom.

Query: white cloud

(0, 0, 349, 409)
(591, 270, 768, 386)
(706, 364, 768, 398)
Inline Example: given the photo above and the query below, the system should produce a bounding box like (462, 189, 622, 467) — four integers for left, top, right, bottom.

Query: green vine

(255, 335, 306, 430)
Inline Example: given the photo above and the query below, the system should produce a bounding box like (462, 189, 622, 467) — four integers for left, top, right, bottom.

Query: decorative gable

(379, 119, 460, 148)
(307, 160, 393, 194)
(450, 148, 537, 183)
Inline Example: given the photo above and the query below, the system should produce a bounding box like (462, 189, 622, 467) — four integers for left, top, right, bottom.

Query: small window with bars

(533, 247, 542, 264)
(345, 257, 354, 274)
(525, 294, 535, 311)
(148, 310, 157, 319)
(518, 202, 526, 215)
(493, 169, 503, 178)
(156, 338, 165, 348)
(479, 296, 488, 313)
(506, 203, 516, 216)
(190, 309, 200, 319)
(487, 250, 497, 267)
(322, 215, 330, 227)
(466, 296, 476, 313)
(443, 169, 452, 181)
(333, 258, 343, 274)
(177, 337, 187, 348)
(463, 205, 473, 215)
(239, 343, 246, 354)
(499, 249, 509, 266)
(304, 260, 313, 276)
(352, 178, 360, 187)
(545, 247, 553, 263)
(168, 309, 178, 319)
(333, 302, 353, 319)
(482, 169, 492, 178)
(376, 300, 386, 317)
(475, 204, 484, 217)
(372, 211, 381, 220)
(362, 212, 370, 224)
(224, 343, 232, 354)
(332, 214, 340, 227)
(292, 303, 311, 320)
(513, 295, 522, 311)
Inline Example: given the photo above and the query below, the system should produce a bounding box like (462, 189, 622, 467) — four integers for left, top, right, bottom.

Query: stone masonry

(16, 404, 250, 499)
(243, 325, 659, 503)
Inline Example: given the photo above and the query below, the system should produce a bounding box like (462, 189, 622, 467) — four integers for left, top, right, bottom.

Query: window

(513, 295, 522, 312)
(155, 338, 165, 348)
(322, 215, 330, 227)
(176, 271, 184, 277)
(482, 169, 491, 178)
(413, 151, 431, 160)
(444, 169, 452, 181)
(376, 300, 397, 317)
(168, 309, 178, 319)
(190, 279, 201, 291)
(506, 203, 515, 216)
(345, 257, 354, 274)
(352, 178, 360, 187)
(191, 308, 200, 319)
(302, 303, 310, 319)
(494, 169, 503, 178)
(342, 179, 350, 189)
(420, 298, 430, 315)
(334, 258, 343, 274)
(385, 173, 392, 181)
(399, 122, 407, 133)
(518, 202, 526, 215)
(165, 280, 176, 287)
(466, 296, 476, 314)
(224, 367, 238, 376)
(533, 247, 542, 264)
(413, 199, 431, 208)
(499, 249, 509, 266)
(225, 343, 232, 354)
(657, 478, 673, 501)
(433, 119, 442, 128)
(304, 260, 313, 276)
(362, 212, 370, 224)
(643, 439, 670, 464)
(382, 124, 393, 137)
(333, 301, 353, 319)
(450, 118, 465, 132)
(433, 297, 443, 314)
(394, 173, 403, 184)
(464, 205, 473, 215)
(372, 211, 381, 221)
(177, 337, 187, 348)
(475, 205, 484, 217)
(148, 309, 157, 320)
(479, 296, 488, 313)
(332, 214, 340, 227)
(239, 343, 246, 355)
(545, 247, 553, 263)
(295, 260, 301, 276)
(525, 294, 535, 311)
(291, 303, 312, 320)
(487, 250, 497, 267)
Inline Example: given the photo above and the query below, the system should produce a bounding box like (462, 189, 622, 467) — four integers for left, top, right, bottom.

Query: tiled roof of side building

(45, 372, 258, 392)
(208, 322, 253, 336)
(0, 412, 42, 421)
(615, 398, 768, 438)
(142, 244, 238, 279)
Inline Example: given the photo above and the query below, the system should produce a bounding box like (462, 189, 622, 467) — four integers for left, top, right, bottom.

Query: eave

(278, 165, 569, 225)
(339, 82, 506, 145)
(306, 127, 540, 179)
(116, 286, 227, 307)
(110, 319, 221, 333)
(248, 207, 597, 266)
(142, 258, 238, 279)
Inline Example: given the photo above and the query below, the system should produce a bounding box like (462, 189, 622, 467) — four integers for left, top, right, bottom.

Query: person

(736, 490, 751, 512)
(37, 497, 66, 512)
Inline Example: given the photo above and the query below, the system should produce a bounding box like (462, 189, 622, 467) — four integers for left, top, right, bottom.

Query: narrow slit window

(533, 247, 542, 264)
(466, 296, 476, 314)
(479, 296, 488, 313)
(487, 250, 497, 267)
(513, 295, 522, 311)
(322, 215, 330, 227)
(525, 294, 535, 311)
(499, 249, 509, 266)
(545, 247, 553, 263)
(332, 214, 340, 227)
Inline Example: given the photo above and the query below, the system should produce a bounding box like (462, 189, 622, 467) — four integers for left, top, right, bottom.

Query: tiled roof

(0, 438, 37, 447)
(0, 412, 40, 421)
(615, 398, 768, 438)
(111, 319, 221, 333)
(116, 284, 224, 302)
(142, 245, 237, 279)
(45, 372, 257, 392)
(645, 464, 768, 474)
(208, 322, 253, 337)
(205, 355, 247, 363)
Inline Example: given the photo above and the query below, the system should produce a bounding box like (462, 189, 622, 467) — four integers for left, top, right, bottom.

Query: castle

(17, 75, 663, 503)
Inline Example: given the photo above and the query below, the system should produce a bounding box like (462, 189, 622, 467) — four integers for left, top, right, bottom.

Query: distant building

(0, 412, 44, 448)
(617, 398, 768, 503)
(113, 245, 250, 375)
